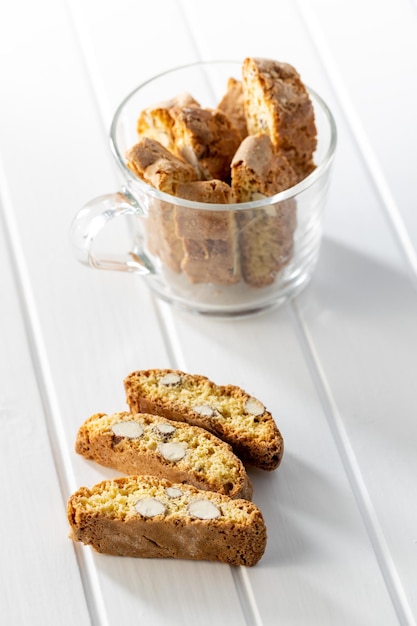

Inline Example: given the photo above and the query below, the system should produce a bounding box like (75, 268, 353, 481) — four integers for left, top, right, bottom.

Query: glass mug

(70, 61, 337, 317)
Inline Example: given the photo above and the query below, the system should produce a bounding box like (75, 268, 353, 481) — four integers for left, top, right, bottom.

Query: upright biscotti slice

(169, 106, 242, 181)
(217, 77, 248, 141)
(231, 134, 297, 202)
(75, 411, 252, 500)
(67, 475, 266, 566)
(124, 369, 283, 470)
(174, 180, 240, 285)
(242, 57, 317, 181)
(231, 133, 297, 287)
(125, 136, 197, 194)
(125, 137, 198, 273)
(136, 92, 200, 152)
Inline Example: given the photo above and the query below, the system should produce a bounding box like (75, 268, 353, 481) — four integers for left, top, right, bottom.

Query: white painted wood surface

(0, 0, 416, 624)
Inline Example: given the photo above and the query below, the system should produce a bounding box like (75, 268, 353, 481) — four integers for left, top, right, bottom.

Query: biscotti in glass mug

(70, 59, 337, 317)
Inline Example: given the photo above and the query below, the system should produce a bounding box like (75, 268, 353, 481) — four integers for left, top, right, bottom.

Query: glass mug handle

(70, 190, 151, 275)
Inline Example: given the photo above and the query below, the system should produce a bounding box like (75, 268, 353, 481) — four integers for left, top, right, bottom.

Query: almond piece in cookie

(231, 133, 297, 287)
(67, 475, 267, 566)
(242, 57, 317, 181)
(124, 369, 284, 471)
(75, 411, 253, 500)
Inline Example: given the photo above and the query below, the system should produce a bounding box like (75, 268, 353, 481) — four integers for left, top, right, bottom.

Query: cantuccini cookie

(169, 106, 241, 181)
(125, 136, 197, 194)
(231, 133, 297, 287)
(125, 137, 197, 273)
(67, 475, 266, 566)
(125, 57, 317, 289)
(174, 180, 240, 285)
(75, 411, 252, 500)
(136, 92, 200, 152)
(217, 77, 248, 141)
(242, 57, 317, 181)
(124, 369, 283, 471)
(231, 134, 297, 202)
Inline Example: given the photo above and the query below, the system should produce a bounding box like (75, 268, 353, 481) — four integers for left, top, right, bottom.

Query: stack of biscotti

(68, 368, 284, 566)
(126, 57, 317, 287)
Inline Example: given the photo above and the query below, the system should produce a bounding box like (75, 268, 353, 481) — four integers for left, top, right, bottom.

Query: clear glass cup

(70, 61, 337, 317)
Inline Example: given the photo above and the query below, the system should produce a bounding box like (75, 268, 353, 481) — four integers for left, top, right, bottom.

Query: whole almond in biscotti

(242, 57, 317, 181)
(67, 475, 267, 566)
(124, 369, 284, 471)
(75, 411, 253, 500)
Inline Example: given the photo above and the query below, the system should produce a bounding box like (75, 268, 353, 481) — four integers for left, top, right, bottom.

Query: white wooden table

(1, 0, 417, 624)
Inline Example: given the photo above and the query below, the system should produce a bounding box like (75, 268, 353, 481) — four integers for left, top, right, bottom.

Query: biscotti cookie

(75, 411, 252, 500)
(137, 92, 200, 152)
(145, 202, 185, 273)
(217, 77, 248, 141)
(126, 137, 197, 273)
(180, 238, 240, 285)
(126, 136, 197, 194)
(235, 200, 296, 287)
(231, 133, 297, 286)
(242, 57, 317, 181)
(67, 475, 266, 566)
(175, 179, 234, 208)
(231, 134, 297, 202)
(169, 106, 241, 181)
(124, 369, 283, 470)
(174, 180, 240, 285)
